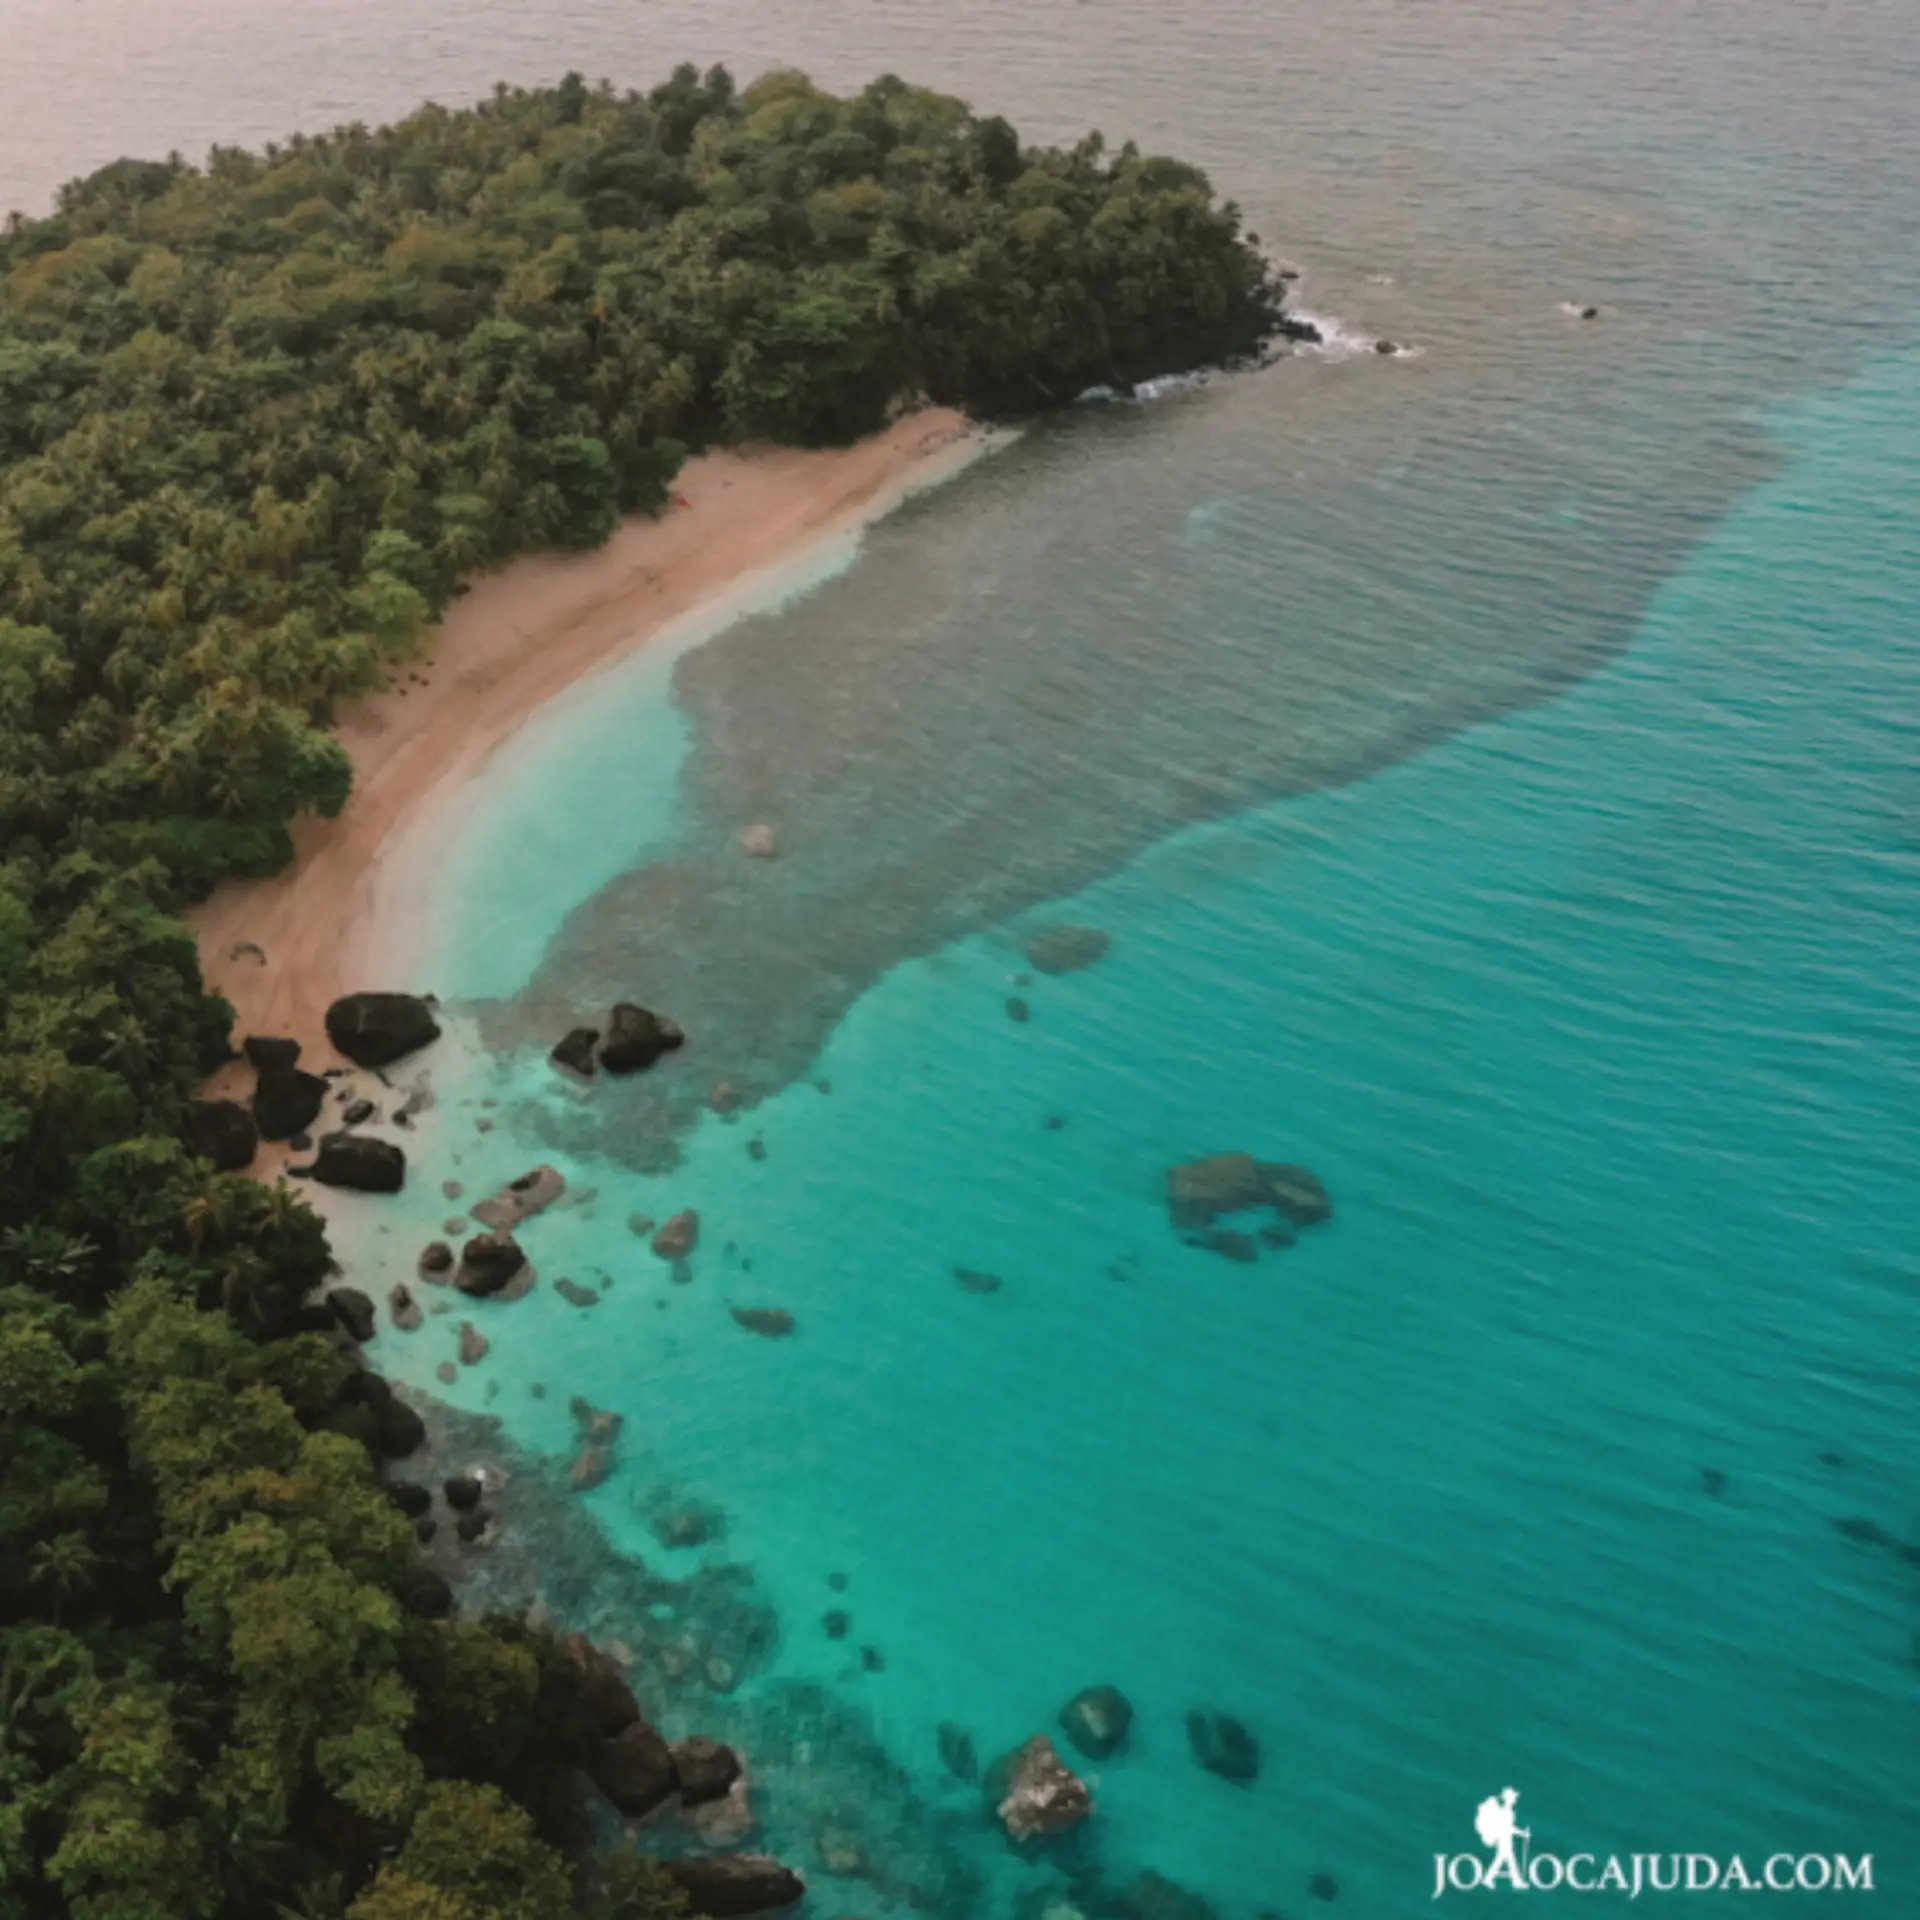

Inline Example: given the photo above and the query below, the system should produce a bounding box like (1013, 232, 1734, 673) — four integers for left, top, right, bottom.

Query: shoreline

(189, 408, 984, 1108)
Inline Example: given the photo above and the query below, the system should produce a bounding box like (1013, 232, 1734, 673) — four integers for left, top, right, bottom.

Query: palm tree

(27, 1533, 100, 1627)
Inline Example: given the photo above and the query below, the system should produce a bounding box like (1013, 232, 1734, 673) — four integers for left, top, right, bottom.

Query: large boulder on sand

(242, 1035, 302, 1074)
(1058, 1684, 1133, 1760)
(1022, 924, 1112, 975)
(183, 1099, 258, 1171)
(471, 1164, 566, 1230)
(988, 1735, 1093, 1842)
(252, 1067, 328, 1142)
(660, 1857, 805, 1918)
(310, 1131, 405, 1193)
(324, 991, 440, 1068)
(600, 1002, 685, 1075)
(328, 1287, 377, 1342)
(1186, 1708, 1260, 1784)
(589, 1718, 678, 1818)
(455, 1231, 526, 1296)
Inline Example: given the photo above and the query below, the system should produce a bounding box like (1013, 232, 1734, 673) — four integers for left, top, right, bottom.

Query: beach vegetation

(0, 66, 1282, 1918)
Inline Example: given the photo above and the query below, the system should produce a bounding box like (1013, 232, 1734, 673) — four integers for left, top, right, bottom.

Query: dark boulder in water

(388, 1283, 423, 1332)
(555, 1278, 601, 1309)
(822, 1609, 850, 1640)
(660, 1856, 805, 1918)
(552, 1026, 600, 1075)
(1701, 1467, 1728, 1499)
(673, 1736, 744, 1805)
(1006, 995, 1031, 1024)
(1121, 1870, 1218, 1920)
(1187, 1708, 1260, 1783)
(570, 1445, 612, 1491)
(1309, 1873, 1340, 1902)
(591, 1719, 679, 1818)
(443, 1474, 482, 1511)
(311, 1131, 405, 1193)
(1059, 1684, 1134, 1760)
(419, 1241, 454, 1278)
(1199, 1228, 1259, 1264)
(455, 1231, 526, 1296)
(1023, 924, 1112, 975)
(455, 1508, 491, 1543)
(242, 1034, 301, 1074)
(938, 1722, 979, 1782)
(328, 1288, 377, 1343)
(183, 1098, 258, 1171)
(600, 1002, 686, 1075)
(653, 1504, 719, 1550)
(253, 1067, 328, 1142)
(457, 1321, 490, 1366)
(732, 1307, 795, 1337)
(324, 991, 440, 1068)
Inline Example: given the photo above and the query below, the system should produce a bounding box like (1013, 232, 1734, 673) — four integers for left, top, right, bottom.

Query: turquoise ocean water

(335, 344, 1920, 1913)
(8, 0, 1920, 1910)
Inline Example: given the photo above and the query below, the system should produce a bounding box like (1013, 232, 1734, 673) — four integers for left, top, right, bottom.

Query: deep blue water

(14, 0, 1918, 1911)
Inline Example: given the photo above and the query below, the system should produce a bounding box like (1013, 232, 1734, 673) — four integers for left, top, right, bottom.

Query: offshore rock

(324, 991, 441, 1068)
(938, 1722, 979, 1783)
(443, 1474, 482, 1511)
(388, 1283, 423, 1332)
(990, 1735, 1093, 1842)
(1023, 924, 1112, 975)
(1186, 1708, 1260, 1783)
(183, 1098, 257, 1171)
(311, 1131, 405, 1193)
(660, 1856, 805, 1918)
(552, 1026, 600, 1075)
(673, 1737, 745, 1806)
(591, 1718, 678, 1818)
(419, 1240, 455, 1278)
(731, 1307, 795, 1338)
(455, 1231, 526, 1296)
(601, 1002, 686, 1075)
(387, 1479, 432, 1519)
(651, 1210, 700, 1260)
(252, 1067, 328, 1142)
(1166, 1154, 1330, 1232)
(472, 1164, 566, 1231)
(1058, 1684, 1133, 1760)
(457, 1321, 491, 1367)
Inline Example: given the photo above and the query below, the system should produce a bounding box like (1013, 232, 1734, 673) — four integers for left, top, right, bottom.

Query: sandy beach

(189, 408, 977, 1092)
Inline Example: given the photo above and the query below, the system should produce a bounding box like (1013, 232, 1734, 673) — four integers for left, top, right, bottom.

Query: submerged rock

(555, 1278, 601, 1309)
(731, 1307, 795, 1338)
(1186, 1708, 1260, 1783)
(1058, 1684, 1133, 1760)
(660, 1856, 804, 1918)
(388, 1283, 423, 1332)
(570, 1445, 612, 1492)
(472, 1164, 566, 1230)
(457, 1321, 491, 1367)
(938, 1722, 979, 1783)
(653, 1504, 720, 1550)
(1260, 1162, 1332, 1225)
(953, 1266, 1003, 1294)
(1006, 996, 1031, 1024)
(1121, 1870, 1218, 1920)
(324, 991, 440, 1068)
(1199, 1228, 1259, 1264)
(1309, 1872, 1341, 1903)
(1166, 1154, 1330, 1233)
(552, 1026, 600, 1076)
(651, 1210, 700, 1260)
(740, 823, 778, 858)
(1023, 924, 1112, 975)
(569, 1397, 624, 1446)
(990, 1735, 1093, 1843)
(601, 1002, 685, 1075)
(183, 1098, 258, 1171)
(311, 1132, 405, 1193)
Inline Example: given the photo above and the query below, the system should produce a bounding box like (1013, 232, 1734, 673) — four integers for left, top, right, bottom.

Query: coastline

(188, 407, 983, 1101)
